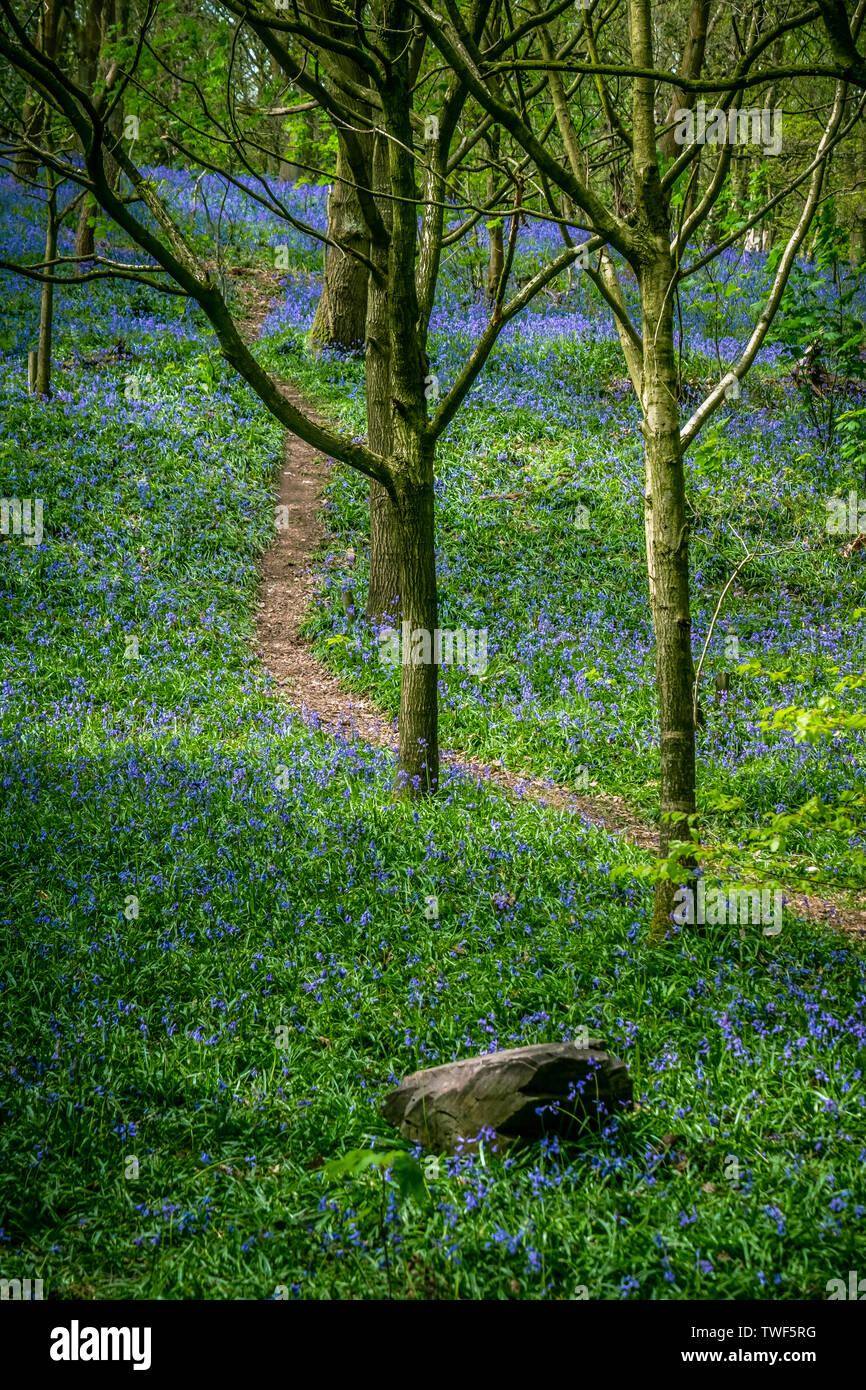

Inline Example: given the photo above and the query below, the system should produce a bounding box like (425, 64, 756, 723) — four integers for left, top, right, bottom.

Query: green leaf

(322, 1147, 402, 1182)
(322, 1147, 429, 1203)
(389, 1152, 428, 1203)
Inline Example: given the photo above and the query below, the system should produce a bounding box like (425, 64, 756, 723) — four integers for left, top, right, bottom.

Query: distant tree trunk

(309, 134, 370, 353)
(75, 0, 124, 261)
(14, 0, 65, 183)
(15, 97, 45, 184)
(74, 0, 102, 258)
(658, 0, 711, 162)
(729, 152, 749, 230)
(485, 131, 504, 302)
(757, 39, 785, 256)
(36, 171, 57, 398)
(75, 202, 96, 261)
(852, 113, 866, 264)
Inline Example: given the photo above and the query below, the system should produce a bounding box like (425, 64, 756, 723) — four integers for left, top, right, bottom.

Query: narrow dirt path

(234, 265, 399, 747)
(254, 378, 660, 844)
(236, 268, 866, 939)
(256, 381, 399, 749)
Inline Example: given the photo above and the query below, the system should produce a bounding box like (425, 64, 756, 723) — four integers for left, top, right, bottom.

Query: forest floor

(5, 181, 866, 1301)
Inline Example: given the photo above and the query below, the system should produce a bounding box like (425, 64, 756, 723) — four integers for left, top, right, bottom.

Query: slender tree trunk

(14, 0, 64, 182)
(485, 131, 504, 302)
(658, 0, 711, 162)
(14, 98, 44, 183)
(309, 135, 369, 353)
(852, 110, 866, 265)
(36, 172, 57, 398)
(628, 0, 697, 937)
(366, 130, 402, 625)
(641, 253, 696, 940)
(76, 197, 97, 261)
(74, 0, 124, 262)
(394, 458, 439, 795)
(380, 15, 440, 796)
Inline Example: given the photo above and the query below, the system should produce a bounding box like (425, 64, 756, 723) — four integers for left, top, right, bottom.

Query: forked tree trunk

(641, 254, 697, 939)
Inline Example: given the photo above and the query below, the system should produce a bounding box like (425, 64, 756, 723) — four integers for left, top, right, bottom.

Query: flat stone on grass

(383, 1039, 633, 1154)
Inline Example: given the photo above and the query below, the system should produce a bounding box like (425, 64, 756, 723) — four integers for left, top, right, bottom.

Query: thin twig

(693, 548, 755, 729)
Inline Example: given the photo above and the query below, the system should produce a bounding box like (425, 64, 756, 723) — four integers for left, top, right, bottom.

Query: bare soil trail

(256, 378, 399, 750)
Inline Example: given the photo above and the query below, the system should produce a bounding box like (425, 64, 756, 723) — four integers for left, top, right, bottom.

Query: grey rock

(382, 1039, 632, 1153)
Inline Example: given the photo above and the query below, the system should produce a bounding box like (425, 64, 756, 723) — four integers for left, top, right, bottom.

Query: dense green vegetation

(2, 172, 865, 1300)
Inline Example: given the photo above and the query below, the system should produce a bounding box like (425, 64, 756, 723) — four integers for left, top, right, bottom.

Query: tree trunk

(302, 9, 399, 614)
(368, 479, 402, 625)
(14, 98, 44, 183)
(76, 197, 96, 261)
(366, 248, 401, 624)
(380, 30, 440, 797)
(74, 0, 125, 262)
(486, 204, 504, 302)
(485, 131, 504, 302)
(36, 172, 57, 398)
(641, 254, 696, 940)
(658, 0, 711, 163)
(852, 111, 866, 265)
(14, 0, 64, 182)
(394, 464, 439, 795)
(309, 135, 369, 354)
(366, 131, 402, 625)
